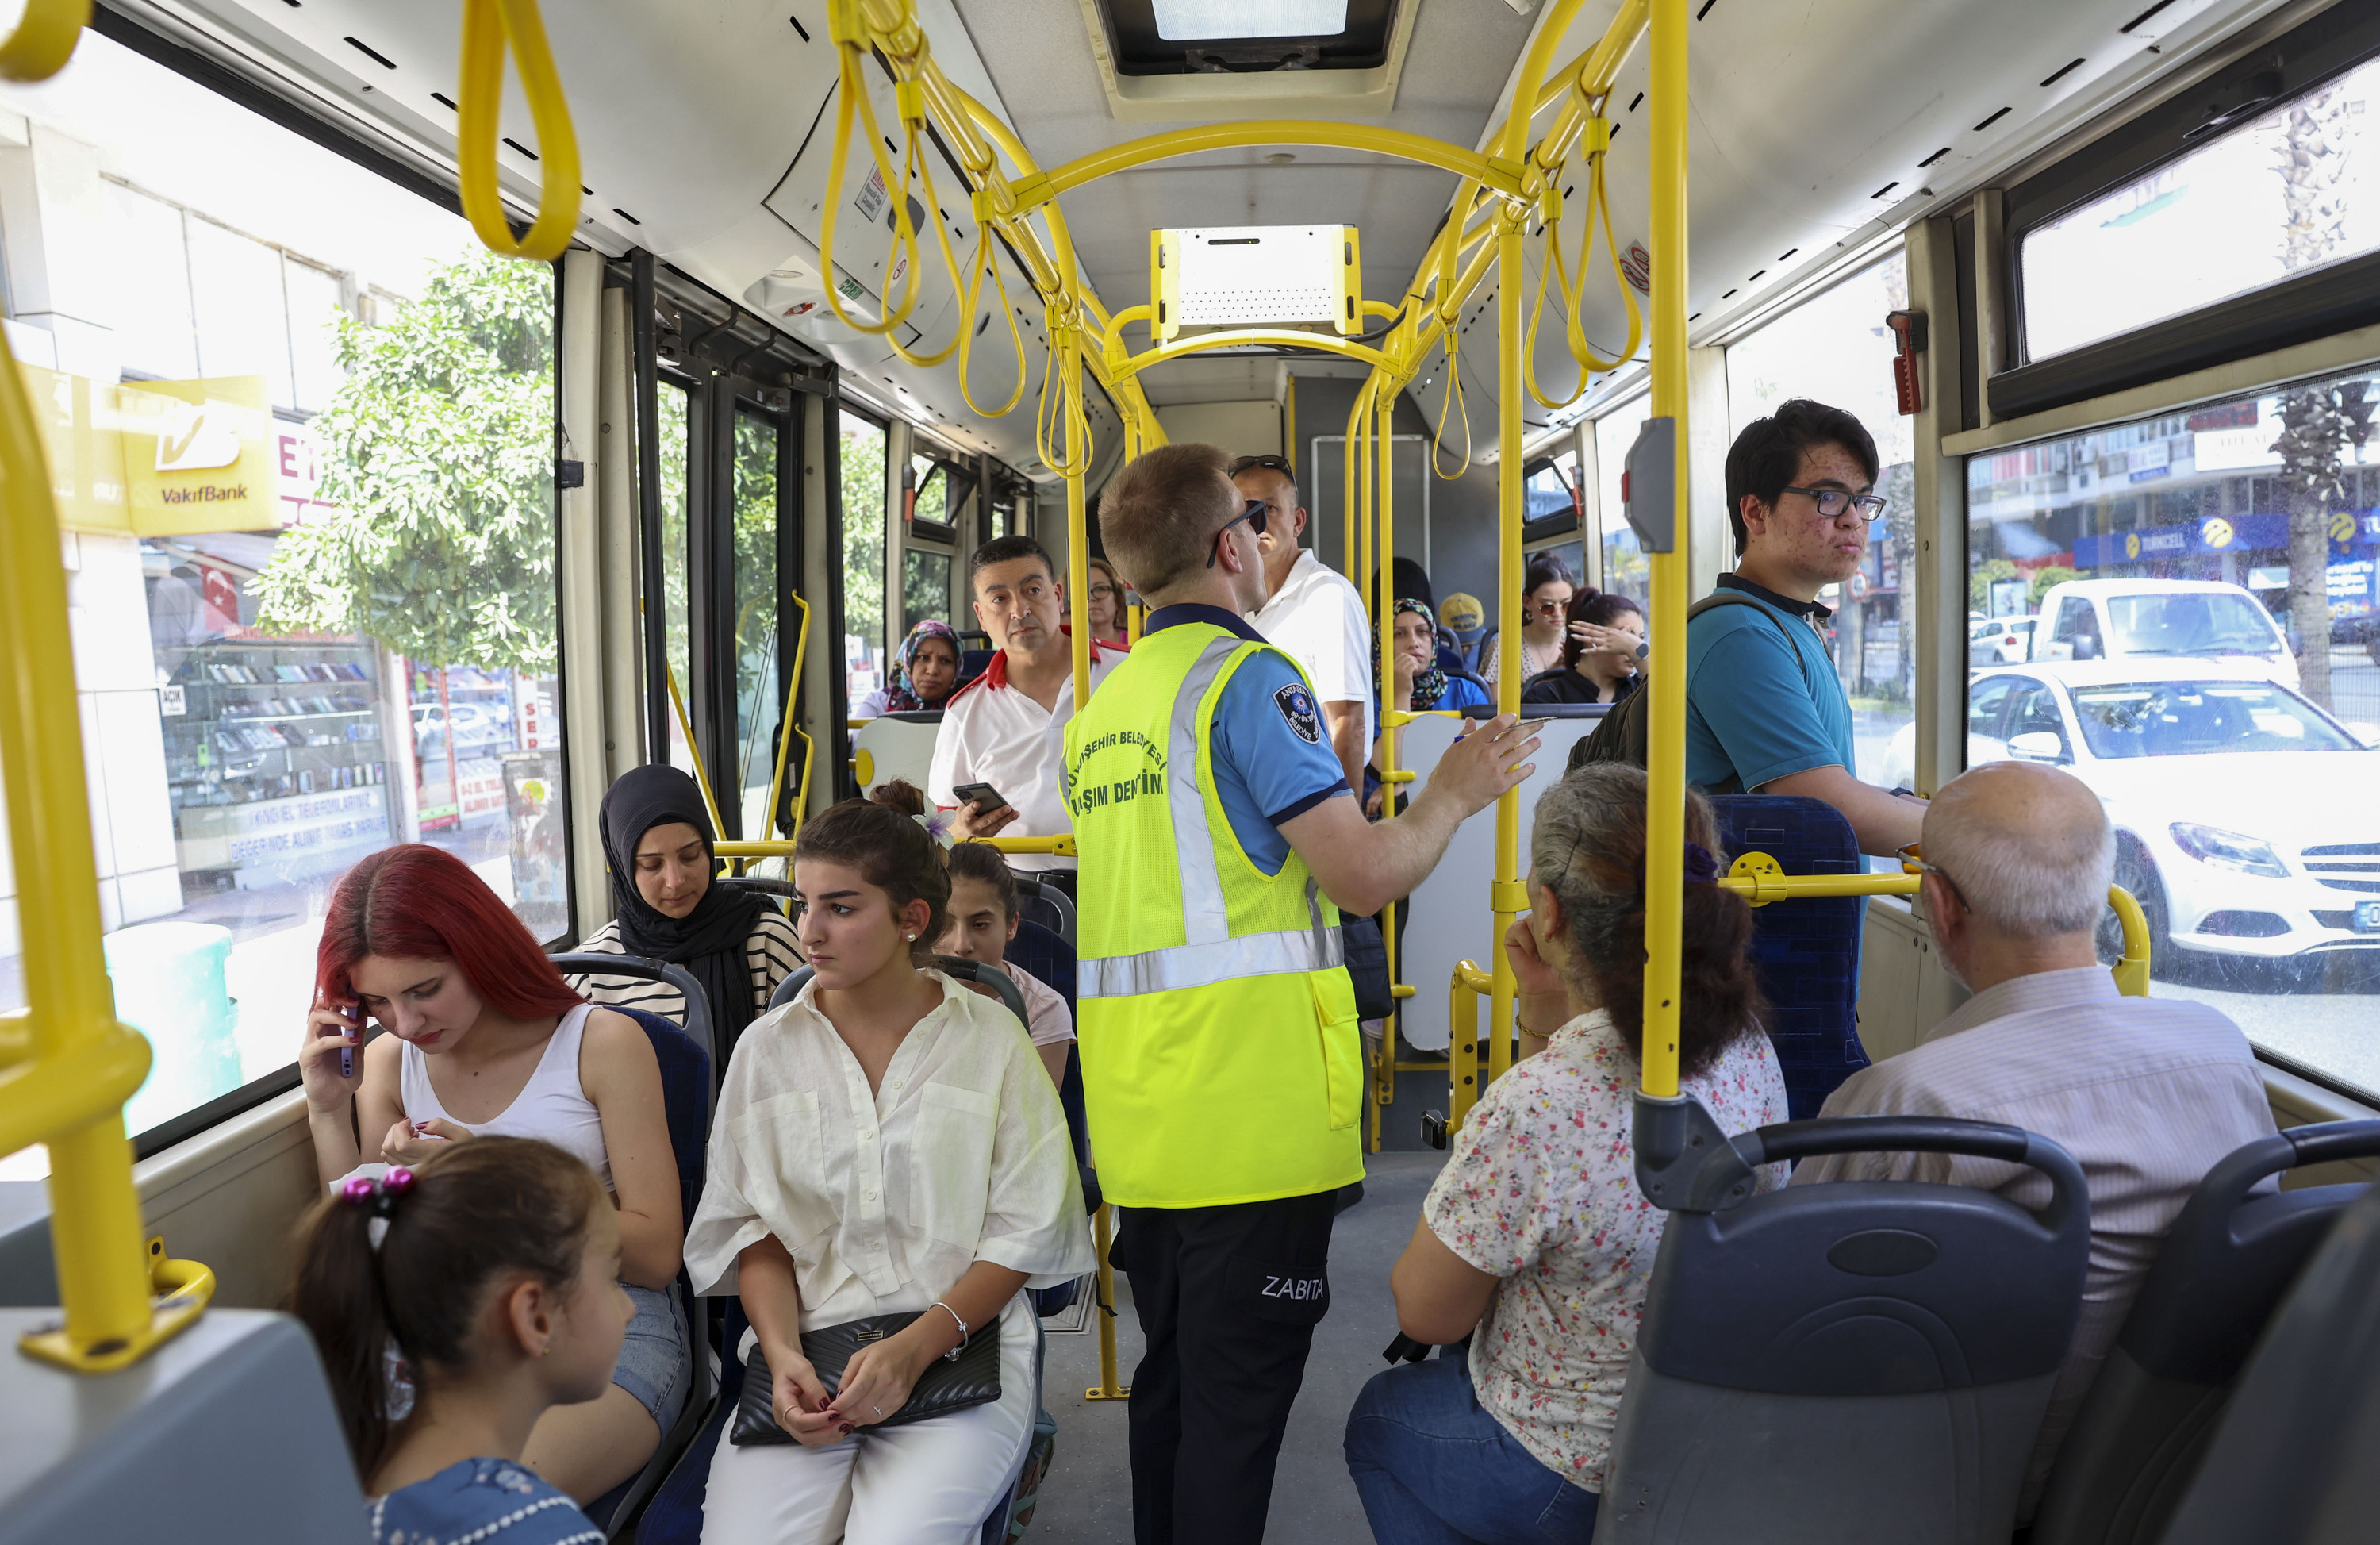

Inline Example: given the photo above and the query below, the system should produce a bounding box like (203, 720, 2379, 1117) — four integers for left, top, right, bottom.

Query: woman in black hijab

(563, 764, 804, 1063)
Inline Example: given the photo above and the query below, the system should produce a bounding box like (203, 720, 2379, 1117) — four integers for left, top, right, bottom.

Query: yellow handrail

(713, 833, 1077, 862)
(761, 590, 817, 842)
(662, 653, 726, 840)
(0, 0, 86, 81)
(456, 0, 582, 262)
(1448, 961, 1495, 1128)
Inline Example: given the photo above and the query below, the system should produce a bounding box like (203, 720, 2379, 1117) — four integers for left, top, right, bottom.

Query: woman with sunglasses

(1483, 556, 1575, 690)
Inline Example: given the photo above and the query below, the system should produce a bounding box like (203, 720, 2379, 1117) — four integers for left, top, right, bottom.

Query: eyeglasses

(1783, 486, 1888, 521)
(1530, 598, 1568, 618)
(1895, 844, 1970, 913)
(1229, 454, 1296, 479)
(1206, 500, 1271, 567)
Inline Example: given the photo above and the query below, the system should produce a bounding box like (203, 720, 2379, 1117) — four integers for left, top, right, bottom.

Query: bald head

(1924, 763, 2113, 938)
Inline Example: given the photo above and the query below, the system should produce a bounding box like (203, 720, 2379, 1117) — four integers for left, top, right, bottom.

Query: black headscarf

(599, 765, 768, 1051)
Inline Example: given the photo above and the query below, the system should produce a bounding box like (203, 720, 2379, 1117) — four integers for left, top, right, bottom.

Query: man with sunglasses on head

(1068, 441, 1539, 1545)
(1235, 452, 1376, 797)
(1689, 398, 1928, 855)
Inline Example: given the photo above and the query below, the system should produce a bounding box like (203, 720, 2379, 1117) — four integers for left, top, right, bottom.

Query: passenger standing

(1344, 765, 1788, 1545)
(1482, 555, 1575, 690)
(1689, 399, 1925, 853)
(1084, 555, 1133, 649)
(686, 795, 1092, 1543)
(1070, 442, 1537, 1544)
(928, 534, 1119, 897)
(1791, 763, 2277, 1521)
(1238, 452, 1374, 796)
(298, 844, 688, 1505)
(290, 1138, 628, 1545)
(567, 764, 804, 1060)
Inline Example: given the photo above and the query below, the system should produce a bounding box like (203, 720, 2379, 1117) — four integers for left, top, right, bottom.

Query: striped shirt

(1791, 965, 2276, 1520)
(564, 910, 804, 1028)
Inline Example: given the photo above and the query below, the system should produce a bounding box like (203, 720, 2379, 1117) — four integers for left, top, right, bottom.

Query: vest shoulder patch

(1273, 682, 1322, 744)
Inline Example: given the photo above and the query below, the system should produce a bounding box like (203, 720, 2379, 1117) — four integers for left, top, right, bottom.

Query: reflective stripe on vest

(1080, 923, 1345, 997)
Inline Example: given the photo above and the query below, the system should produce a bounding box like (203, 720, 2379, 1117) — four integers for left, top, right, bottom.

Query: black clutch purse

(730, 1309, 1001, 1445)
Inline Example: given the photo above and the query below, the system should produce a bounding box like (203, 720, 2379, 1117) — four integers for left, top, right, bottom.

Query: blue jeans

(1344, 1355, 1600, 1545)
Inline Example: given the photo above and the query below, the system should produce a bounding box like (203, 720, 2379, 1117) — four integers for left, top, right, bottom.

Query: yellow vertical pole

(0, 329, 160, 1366)
(1639, 0, 1689, 1098)
(1087, 1201, 1128, 1399)
(1065, 335, 1091, 711)
(1373, 383, 1399, 1152)
(1359, 383, 1378, 612)
(1487, 219, 1525, 1086)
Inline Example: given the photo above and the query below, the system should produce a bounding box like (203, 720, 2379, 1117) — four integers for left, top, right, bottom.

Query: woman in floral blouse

(1342, 763, 1789, 1544)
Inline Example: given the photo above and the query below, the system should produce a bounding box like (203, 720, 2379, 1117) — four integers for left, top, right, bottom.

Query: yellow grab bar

(713, 833, 1078, 862)
(762, 591, 817, 841)
(457, 0, 582, 261)
(1447, 962, 1495, 1129)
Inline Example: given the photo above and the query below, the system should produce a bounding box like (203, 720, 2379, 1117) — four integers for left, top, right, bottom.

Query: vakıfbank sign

(17, 363, 277, 536)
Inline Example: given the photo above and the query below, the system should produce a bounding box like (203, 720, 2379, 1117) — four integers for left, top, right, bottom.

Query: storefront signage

(120, 376, 277, 535)
(2077, 510, 2380, 569)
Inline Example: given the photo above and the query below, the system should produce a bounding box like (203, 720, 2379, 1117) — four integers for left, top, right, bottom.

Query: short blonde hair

(1098, 442, 1238, 597)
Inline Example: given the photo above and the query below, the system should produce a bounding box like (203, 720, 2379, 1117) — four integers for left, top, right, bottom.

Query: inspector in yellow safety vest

(1065, 611, 1366, 1209)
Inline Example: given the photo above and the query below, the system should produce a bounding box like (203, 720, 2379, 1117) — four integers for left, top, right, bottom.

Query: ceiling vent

(1076, 0, 1417, 122)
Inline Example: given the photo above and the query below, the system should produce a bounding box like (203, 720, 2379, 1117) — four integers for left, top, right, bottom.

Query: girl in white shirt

(685, 796, 1093, 1545)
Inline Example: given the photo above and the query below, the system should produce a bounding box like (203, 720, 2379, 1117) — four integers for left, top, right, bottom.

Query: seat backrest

(616, 1007, 712, 1228)
(547, 951, 716, 1077)
(2159, 1177, 2380, 1545)
(852, 712, 943, 797)
(1706, 794, 1868, 1120)
(1007, 918, 1074, 1004)
(2031, 1120, 2380, 1545)
(768, 953, 1031, 1028)
(1014, 876, 1076, 946)
(714, 874, 797, 918)
(1599, 1112, 2091, 1544)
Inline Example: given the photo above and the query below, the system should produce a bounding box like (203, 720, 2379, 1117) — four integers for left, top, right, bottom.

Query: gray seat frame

(770, 953, 1030, 1024)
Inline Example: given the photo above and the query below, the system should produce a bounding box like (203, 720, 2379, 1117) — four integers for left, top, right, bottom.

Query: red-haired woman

(298, 843, 688, 1506)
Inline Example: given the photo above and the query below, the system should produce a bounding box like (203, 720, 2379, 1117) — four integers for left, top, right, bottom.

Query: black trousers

(1113, 1189, 1339, 1545)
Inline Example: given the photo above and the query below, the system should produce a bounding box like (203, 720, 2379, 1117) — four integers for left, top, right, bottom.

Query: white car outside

(2031, 577, 2298, 689)
(1874, 660, 2380, 968)
(1968, 616, 2036, 665)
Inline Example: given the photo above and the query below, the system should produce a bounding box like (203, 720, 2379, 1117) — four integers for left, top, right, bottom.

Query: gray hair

(1925, 777, 2115, 937)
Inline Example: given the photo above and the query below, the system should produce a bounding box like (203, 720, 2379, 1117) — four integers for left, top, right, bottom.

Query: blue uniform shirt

(1683, 577, 1856, 794)
(1144, 604, 1353, 876)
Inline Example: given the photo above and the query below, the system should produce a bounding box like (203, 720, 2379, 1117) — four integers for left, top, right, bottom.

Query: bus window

(1726, 250, 1918, 807)
(1970, 367, 2380, 1097)
(734, 413, 781, 838)
(842, 417, 891, 703)
(1594, 393, 1653, 609)
(658, 382, 693, 778)
(0, 29, 569, 1165)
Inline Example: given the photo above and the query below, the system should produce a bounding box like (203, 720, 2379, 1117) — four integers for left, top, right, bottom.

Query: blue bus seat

(1014, 875, 1077, 947)
(548, 951, 718, 1080)
(1706, 795, 1868, 1120)
(546, 955, 716, 1539)
(1598, 1113, 2090, 1543)
(2032, 1119, 2380, 1545)
(2159, 1171, 2380, 1545)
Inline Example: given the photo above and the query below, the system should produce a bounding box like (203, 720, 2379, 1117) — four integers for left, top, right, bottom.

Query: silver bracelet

(931, 1300, 968, 1360)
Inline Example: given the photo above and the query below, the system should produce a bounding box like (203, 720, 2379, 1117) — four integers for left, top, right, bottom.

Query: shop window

(0, 30, 566, 1166)
(1967, 364, 2380, 1097)
(1726, 250, 1918, 805)
(2021, 56, 2380, 363)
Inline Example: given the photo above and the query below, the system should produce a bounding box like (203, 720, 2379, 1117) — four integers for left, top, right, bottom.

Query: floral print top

(1422, 1009, 1789, 1491)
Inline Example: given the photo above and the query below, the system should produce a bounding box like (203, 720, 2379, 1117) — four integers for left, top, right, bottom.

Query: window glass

(2022, 57, 2380, 360)
(910, 453, 949, 525)
(1967, 364, 2380, 1097)
(734, 413, 781, 839)
(904, 548, 954, 634)
(841, 418, 889, 703)
(656, 382, 693, 778)
(1524, 457, 1576, 525)
(1593, 392, 1653, 609)
(0, 29, 566, 1170)
(1726, 250, 1917, 801)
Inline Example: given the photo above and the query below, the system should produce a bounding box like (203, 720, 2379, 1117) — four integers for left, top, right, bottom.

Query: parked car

(2032, 577, 2297, 688)
(1875, 661, 2380, 977)
(1969, 615, 2036, 665)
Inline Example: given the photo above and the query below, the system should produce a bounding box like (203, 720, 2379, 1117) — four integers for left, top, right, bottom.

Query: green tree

(842, 426, 889, 659)
(2029, 565, 2081, 608)
(1971, 558, 2018, 614)
(252, 253, 556, 672)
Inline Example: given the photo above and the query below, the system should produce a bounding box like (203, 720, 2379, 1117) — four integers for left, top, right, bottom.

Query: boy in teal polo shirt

(1685, 398, 1928, 856)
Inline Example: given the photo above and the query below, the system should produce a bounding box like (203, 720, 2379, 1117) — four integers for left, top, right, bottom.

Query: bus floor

(1031, 1148, 1453, 1544)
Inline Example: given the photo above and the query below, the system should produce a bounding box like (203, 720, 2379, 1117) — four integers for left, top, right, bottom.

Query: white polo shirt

(927, 641, 1117, 871)
(1249, 548, 1374, 753)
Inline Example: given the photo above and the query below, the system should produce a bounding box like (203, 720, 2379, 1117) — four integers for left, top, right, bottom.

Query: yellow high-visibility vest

(1064, 619, 1365, 1208)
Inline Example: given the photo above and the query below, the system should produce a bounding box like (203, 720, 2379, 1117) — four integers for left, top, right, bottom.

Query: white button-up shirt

(927, 644, 1116, 871)
(684, 971, 1093, 1330)
(1249, 549, 1375, 753)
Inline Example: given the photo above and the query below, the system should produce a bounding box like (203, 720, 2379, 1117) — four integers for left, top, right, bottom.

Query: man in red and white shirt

(927, 535, 1117, 891)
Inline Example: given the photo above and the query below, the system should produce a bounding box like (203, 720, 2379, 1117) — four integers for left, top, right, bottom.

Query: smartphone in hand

(951, 782, 1010, 814)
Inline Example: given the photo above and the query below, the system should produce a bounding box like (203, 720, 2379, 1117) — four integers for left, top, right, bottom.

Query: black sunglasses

(1229, 454, 1296, 479)
(1206, 500, 1272, 568)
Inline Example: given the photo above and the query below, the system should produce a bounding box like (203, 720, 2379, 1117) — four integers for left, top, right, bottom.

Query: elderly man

(1793, 761, 2275, 1523)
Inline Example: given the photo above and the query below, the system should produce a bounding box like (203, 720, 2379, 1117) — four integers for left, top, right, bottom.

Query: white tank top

(398, 1003, 612, 1189)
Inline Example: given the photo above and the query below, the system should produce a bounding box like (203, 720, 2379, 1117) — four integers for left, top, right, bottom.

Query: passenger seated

(1522, 588, 1646, 705)
(1792, 761, 2278, 1522)
(290, 1137, 627, 1545)
(298, 844, 689, 1503)
(1370, 598, 1491, 817)
(872, 780, 1073, 1090)
(1344, 765, 1789, 1543)
(685, 794, 1093, 1544)
(567, 763, 804, 1059)
(854, 620, 963, 717)
(1482, 555, 1573, 688)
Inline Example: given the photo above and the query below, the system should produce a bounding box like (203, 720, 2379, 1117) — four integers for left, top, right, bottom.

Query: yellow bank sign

(19, 363, 277, 536)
